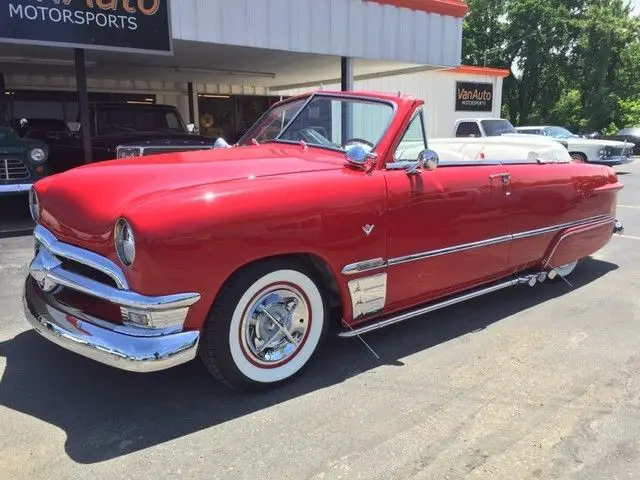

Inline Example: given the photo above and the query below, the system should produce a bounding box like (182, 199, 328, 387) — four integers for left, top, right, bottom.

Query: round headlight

(115, 218, 136, 266)
(29, 187, 40, 223)
(30, 148, 46, 163)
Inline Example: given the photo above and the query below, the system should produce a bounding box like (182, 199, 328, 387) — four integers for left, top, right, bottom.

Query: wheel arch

(206, 251, 345, 324)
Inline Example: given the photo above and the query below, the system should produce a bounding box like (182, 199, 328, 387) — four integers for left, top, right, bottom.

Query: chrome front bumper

(23, 279, 200, 372)
(23, 225, 202, 372)
(595, 155, 635, 165)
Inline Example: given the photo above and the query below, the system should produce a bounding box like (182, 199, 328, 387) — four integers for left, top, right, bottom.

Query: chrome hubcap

(242, 286, 310, 365)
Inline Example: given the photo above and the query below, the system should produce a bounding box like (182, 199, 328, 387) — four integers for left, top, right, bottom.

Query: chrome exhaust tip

(614, 219, 624, 235)
(537, 272, 548, 283)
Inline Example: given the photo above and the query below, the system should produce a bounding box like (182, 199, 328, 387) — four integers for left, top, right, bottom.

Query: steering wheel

(343, 138, 374, 149)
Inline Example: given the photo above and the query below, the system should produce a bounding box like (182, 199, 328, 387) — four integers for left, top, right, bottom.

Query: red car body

(23, 91, 624, 391)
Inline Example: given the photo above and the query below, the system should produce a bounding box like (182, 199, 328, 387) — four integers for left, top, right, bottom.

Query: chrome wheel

(240, 285, 311, 367)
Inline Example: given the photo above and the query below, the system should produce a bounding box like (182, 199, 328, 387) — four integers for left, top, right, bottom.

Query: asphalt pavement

(1, 162, 640, 479)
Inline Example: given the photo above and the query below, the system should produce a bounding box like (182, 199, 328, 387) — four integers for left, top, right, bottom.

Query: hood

(36, 143, 345, 246)
(568, 137, 635, 148)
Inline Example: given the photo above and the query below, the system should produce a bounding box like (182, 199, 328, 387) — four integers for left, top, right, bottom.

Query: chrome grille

(1, 156, 30, 181)
(607, 146, 632, 157)
(142, 146, 213, 156)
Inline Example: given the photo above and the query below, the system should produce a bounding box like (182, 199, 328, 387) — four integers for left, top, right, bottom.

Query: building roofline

(446, 65, 511, 78)
(365, 0, 468, 18)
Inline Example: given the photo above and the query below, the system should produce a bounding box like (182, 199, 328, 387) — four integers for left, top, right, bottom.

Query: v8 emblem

(362, 224, 375, 236)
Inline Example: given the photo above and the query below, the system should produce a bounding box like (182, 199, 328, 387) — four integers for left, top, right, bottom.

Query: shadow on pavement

(0, 257, 618, 464)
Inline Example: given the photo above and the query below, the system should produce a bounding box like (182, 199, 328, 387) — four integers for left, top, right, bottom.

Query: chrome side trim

(34, 224, 129, 290)
(339, 277, 522, 337)
(342, 257, 387, 275)
(347, 273, 388, 319)
(511, 214, 613, 240)
(341, 214, 615, 274)
(388, 234, 513, 267)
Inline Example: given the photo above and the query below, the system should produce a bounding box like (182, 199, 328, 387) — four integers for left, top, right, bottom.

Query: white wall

(171, 0, 463, 67)
(273, 69, 505, 138)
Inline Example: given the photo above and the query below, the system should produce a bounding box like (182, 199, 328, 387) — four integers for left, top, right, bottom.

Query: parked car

(451, 117, 569, 149)
(0, 125, 49, 195)
(42, 103, 214, 174)
(23, 90, 624, 391)
(600, 127, 640, 157)
(515, 125, 635, 165)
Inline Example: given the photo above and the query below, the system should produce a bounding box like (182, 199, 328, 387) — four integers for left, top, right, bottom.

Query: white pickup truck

(450, 117, 570, 150)
(418, 117, 572, 165)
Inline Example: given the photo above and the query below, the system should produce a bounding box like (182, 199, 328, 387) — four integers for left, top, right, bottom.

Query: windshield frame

(237, 92, 398, 154)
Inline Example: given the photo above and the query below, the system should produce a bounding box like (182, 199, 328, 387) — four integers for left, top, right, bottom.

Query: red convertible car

(23, 91, 624, 391)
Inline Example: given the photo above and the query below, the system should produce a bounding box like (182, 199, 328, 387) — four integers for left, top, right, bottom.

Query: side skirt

(338, 271, 552, 338)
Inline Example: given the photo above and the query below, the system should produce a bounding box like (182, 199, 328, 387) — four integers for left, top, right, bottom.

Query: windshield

(619, 127, 640, 135)
(96, 107, 186, 135)
(544, 126, 577, 139)
(237, 94, 395, 151)
(480, 119, 518, 136)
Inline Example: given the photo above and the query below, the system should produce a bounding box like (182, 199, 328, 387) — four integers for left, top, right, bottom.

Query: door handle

(488, 173, 511, 184)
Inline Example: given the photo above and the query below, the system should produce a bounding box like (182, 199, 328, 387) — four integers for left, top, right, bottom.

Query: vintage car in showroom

(0, 123, 49, 195)
(515, 125, 635, 165)
(23, 90, 625, 391)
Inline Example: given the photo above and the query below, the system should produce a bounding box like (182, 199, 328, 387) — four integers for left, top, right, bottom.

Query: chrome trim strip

(347, 273, 388, 319)
(511, 214, 613, 240)
(388, 234, 513, 267)
(30, 246, 200, 311)
(342, 257, 387, 275)
(341, 214, 615, 274)
(34, 224, 129, 290)
(0, 183, 33, 193)
(339, 277, 522, 338)
(23, 281, 200, 372)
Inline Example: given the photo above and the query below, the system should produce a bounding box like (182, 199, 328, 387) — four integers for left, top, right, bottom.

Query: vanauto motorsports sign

(455, 81, 493, 112)
(0, 0, 172, 55)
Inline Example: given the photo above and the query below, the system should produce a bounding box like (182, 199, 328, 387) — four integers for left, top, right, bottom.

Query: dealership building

(1, 0, 508, 144)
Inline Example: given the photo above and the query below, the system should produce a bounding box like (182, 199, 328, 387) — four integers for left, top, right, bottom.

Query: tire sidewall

(202, 260, 328, 390)
(229, 269, 325, 383)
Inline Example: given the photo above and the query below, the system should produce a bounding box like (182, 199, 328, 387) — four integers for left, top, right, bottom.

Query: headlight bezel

(29, 147, 47, 163)
(114, 218, 136, 267)
(29, 187, 40, 223)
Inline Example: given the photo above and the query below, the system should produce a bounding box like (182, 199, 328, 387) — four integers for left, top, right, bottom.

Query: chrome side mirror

(418, 148, 439, 171)
(387, 148, 439, 174)
(345, 144, 377, 170)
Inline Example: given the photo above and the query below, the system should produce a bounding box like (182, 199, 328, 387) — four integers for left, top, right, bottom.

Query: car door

(383, 109, 513, 315)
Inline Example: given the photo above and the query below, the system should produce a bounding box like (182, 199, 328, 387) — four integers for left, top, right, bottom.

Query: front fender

(124, 167, 388, 329)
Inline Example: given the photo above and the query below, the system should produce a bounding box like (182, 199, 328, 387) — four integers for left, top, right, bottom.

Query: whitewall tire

(200, 259, 328, 391)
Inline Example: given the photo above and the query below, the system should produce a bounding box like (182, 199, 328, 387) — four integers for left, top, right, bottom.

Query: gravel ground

(1, 161, 639, 480)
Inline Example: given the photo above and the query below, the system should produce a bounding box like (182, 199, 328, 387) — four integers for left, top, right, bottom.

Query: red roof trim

(366, 0, 469, 18)
(446, 65, 511, 78)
